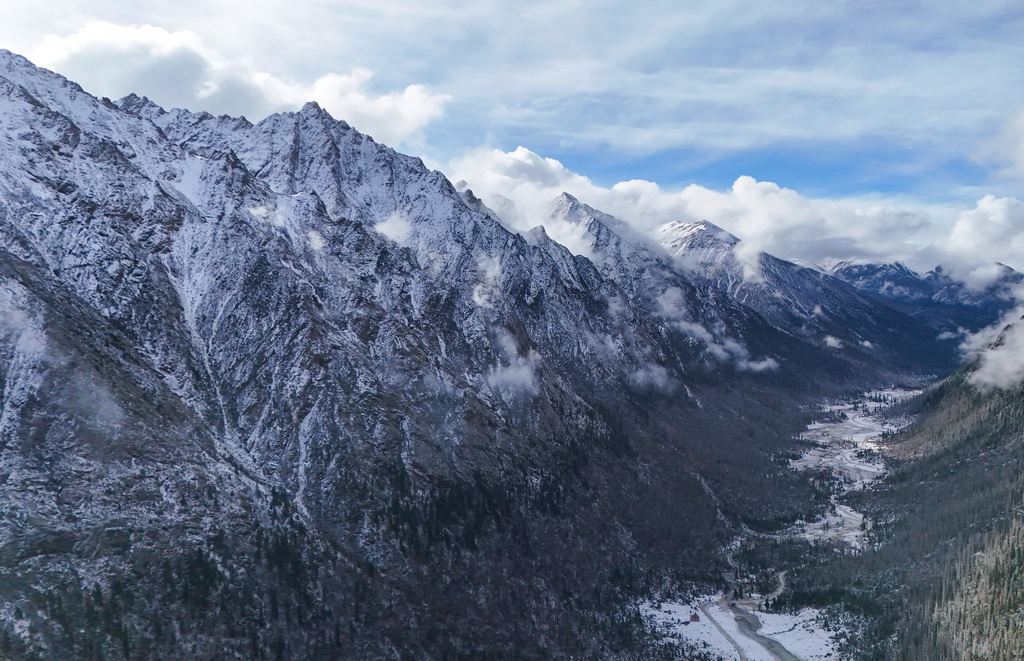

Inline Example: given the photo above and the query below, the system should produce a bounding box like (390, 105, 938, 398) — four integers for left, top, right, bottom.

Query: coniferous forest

(774, 369, 1024, 660)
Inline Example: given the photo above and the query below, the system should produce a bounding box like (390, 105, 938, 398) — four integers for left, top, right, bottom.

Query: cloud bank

(29, 22, 448, 147)
(11, 14, 1024, 292)
(448, 146, 1024, 287)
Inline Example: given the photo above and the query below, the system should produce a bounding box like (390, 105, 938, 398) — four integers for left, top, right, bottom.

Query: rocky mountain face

(0, 50, 990, 659)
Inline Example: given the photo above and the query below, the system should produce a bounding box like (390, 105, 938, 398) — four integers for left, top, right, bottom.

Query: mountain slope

(778, 317, 1024, 659)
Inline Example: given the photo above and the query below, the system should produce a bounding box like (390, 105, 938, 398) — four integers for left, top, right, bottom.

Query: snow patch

(645, 598, 840, 660)
(788, 389, 920, 548)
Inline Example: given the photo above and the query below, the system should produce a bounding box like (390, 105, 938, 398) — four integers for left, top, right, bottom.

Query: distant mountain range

(825, 259, 1021, 333)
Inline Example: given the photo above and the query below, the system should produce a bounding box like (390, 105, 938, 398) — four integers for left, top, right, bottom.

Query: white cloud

(629, 363, 674, 390)
(674, 320, 778, 372)
(487, 362, 538, 393)
(307, 230, 326, 252)
(6, 12, 1024, 291)
(27, 21, 448, 146)
(3, 2, 1023, 178)
(963, 306, 1024, 390)
(934, 196, 1024, 289)
(824, 336, 843, 349)
(656, 292, 777, 372)
(977, 107, 1024, 182)
(471, 255, 502, 309)
(374, 211, 413, 244)
(655, 287, 689, 318)
(487, 331, 540, 395)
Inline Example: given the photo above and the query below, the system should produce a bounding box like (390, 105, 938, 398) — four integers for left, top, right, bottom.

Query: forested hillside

(780, 357, 1024, 659)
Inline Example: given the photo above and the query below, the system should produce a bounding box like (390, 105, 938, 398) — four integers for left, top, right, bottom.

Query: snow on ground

(759, 609, 840, 659)
(644, 390, 920, 659)
(645, 598, 839, 661)
(788, 389, 920, 547)
(643, 600, 739, 660)
(701, 601, 776, 661)
(788, 504, 866, 548)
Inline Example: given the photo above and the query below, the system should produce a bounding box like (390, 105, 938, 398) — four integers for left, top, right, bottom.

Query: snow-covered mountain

(827, 260, 1022, 332)
(652, 218, 955, 369)
(0, 50, 986, 658)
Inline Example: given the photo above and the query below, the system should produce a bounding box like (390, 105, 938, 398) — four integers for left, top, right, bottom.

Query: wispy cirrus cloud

(6, 2, 1024, 175)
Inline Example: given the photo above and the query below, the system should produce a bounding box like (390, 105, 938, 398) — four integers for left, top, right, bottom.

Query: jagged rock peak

(299, 99, 325, 115)
(549, 192, 629, 233)
(0, 47, 85, 96)
(296, 99, 351, 129)
(0, 48, 31, 69)
(116, 92, 166, 117)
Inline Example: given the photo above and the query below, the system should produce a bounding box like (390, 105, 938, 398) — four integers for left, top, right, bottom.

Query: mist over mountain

(0, 50, 1016, 659)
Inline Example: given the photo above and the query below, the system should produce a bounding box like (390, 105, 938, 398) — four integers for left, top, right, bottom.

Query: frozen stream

(645, 389, 920, 660)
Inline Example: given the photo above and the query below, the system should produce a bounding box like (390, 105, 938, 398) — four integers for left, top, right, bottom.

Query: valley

(646, 389, 921, 660)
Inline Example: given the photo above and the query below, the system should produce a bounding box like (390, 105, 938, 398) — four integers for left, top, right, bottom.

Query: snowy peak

(116, 92, 166, 119)
(652, 218, 756, 292)
(925, 263, 1024, 306)
(826, 260, 931, 303)
(549, 192, 629, 236)
(544, 192, 667, 267)
(655, 219, 740, 255)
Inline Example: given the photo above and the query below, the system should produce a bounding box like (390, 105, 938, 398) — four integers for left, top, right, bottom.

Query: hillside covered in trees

(777, 353, 1024, 659)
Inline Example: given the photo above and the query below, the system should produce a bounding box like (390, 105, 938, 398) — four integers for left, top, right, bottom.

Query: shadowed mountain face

(0, 50, 985, 658)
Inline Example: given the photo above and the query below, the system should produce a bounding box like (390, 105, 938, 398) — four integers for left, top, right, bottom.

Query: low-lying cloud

(374, 211, 413, 244)
(962, 303, 1024, 390)
(656, 287, 777, 372)
(447, 146, 1024, 290)
(487, 331, 540, 395)
(934, 195, 1024, 289)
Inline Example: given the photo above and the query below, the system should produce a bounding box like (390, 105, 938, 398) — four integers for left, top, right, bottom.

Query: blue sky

(3, 1, 1024, 279)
